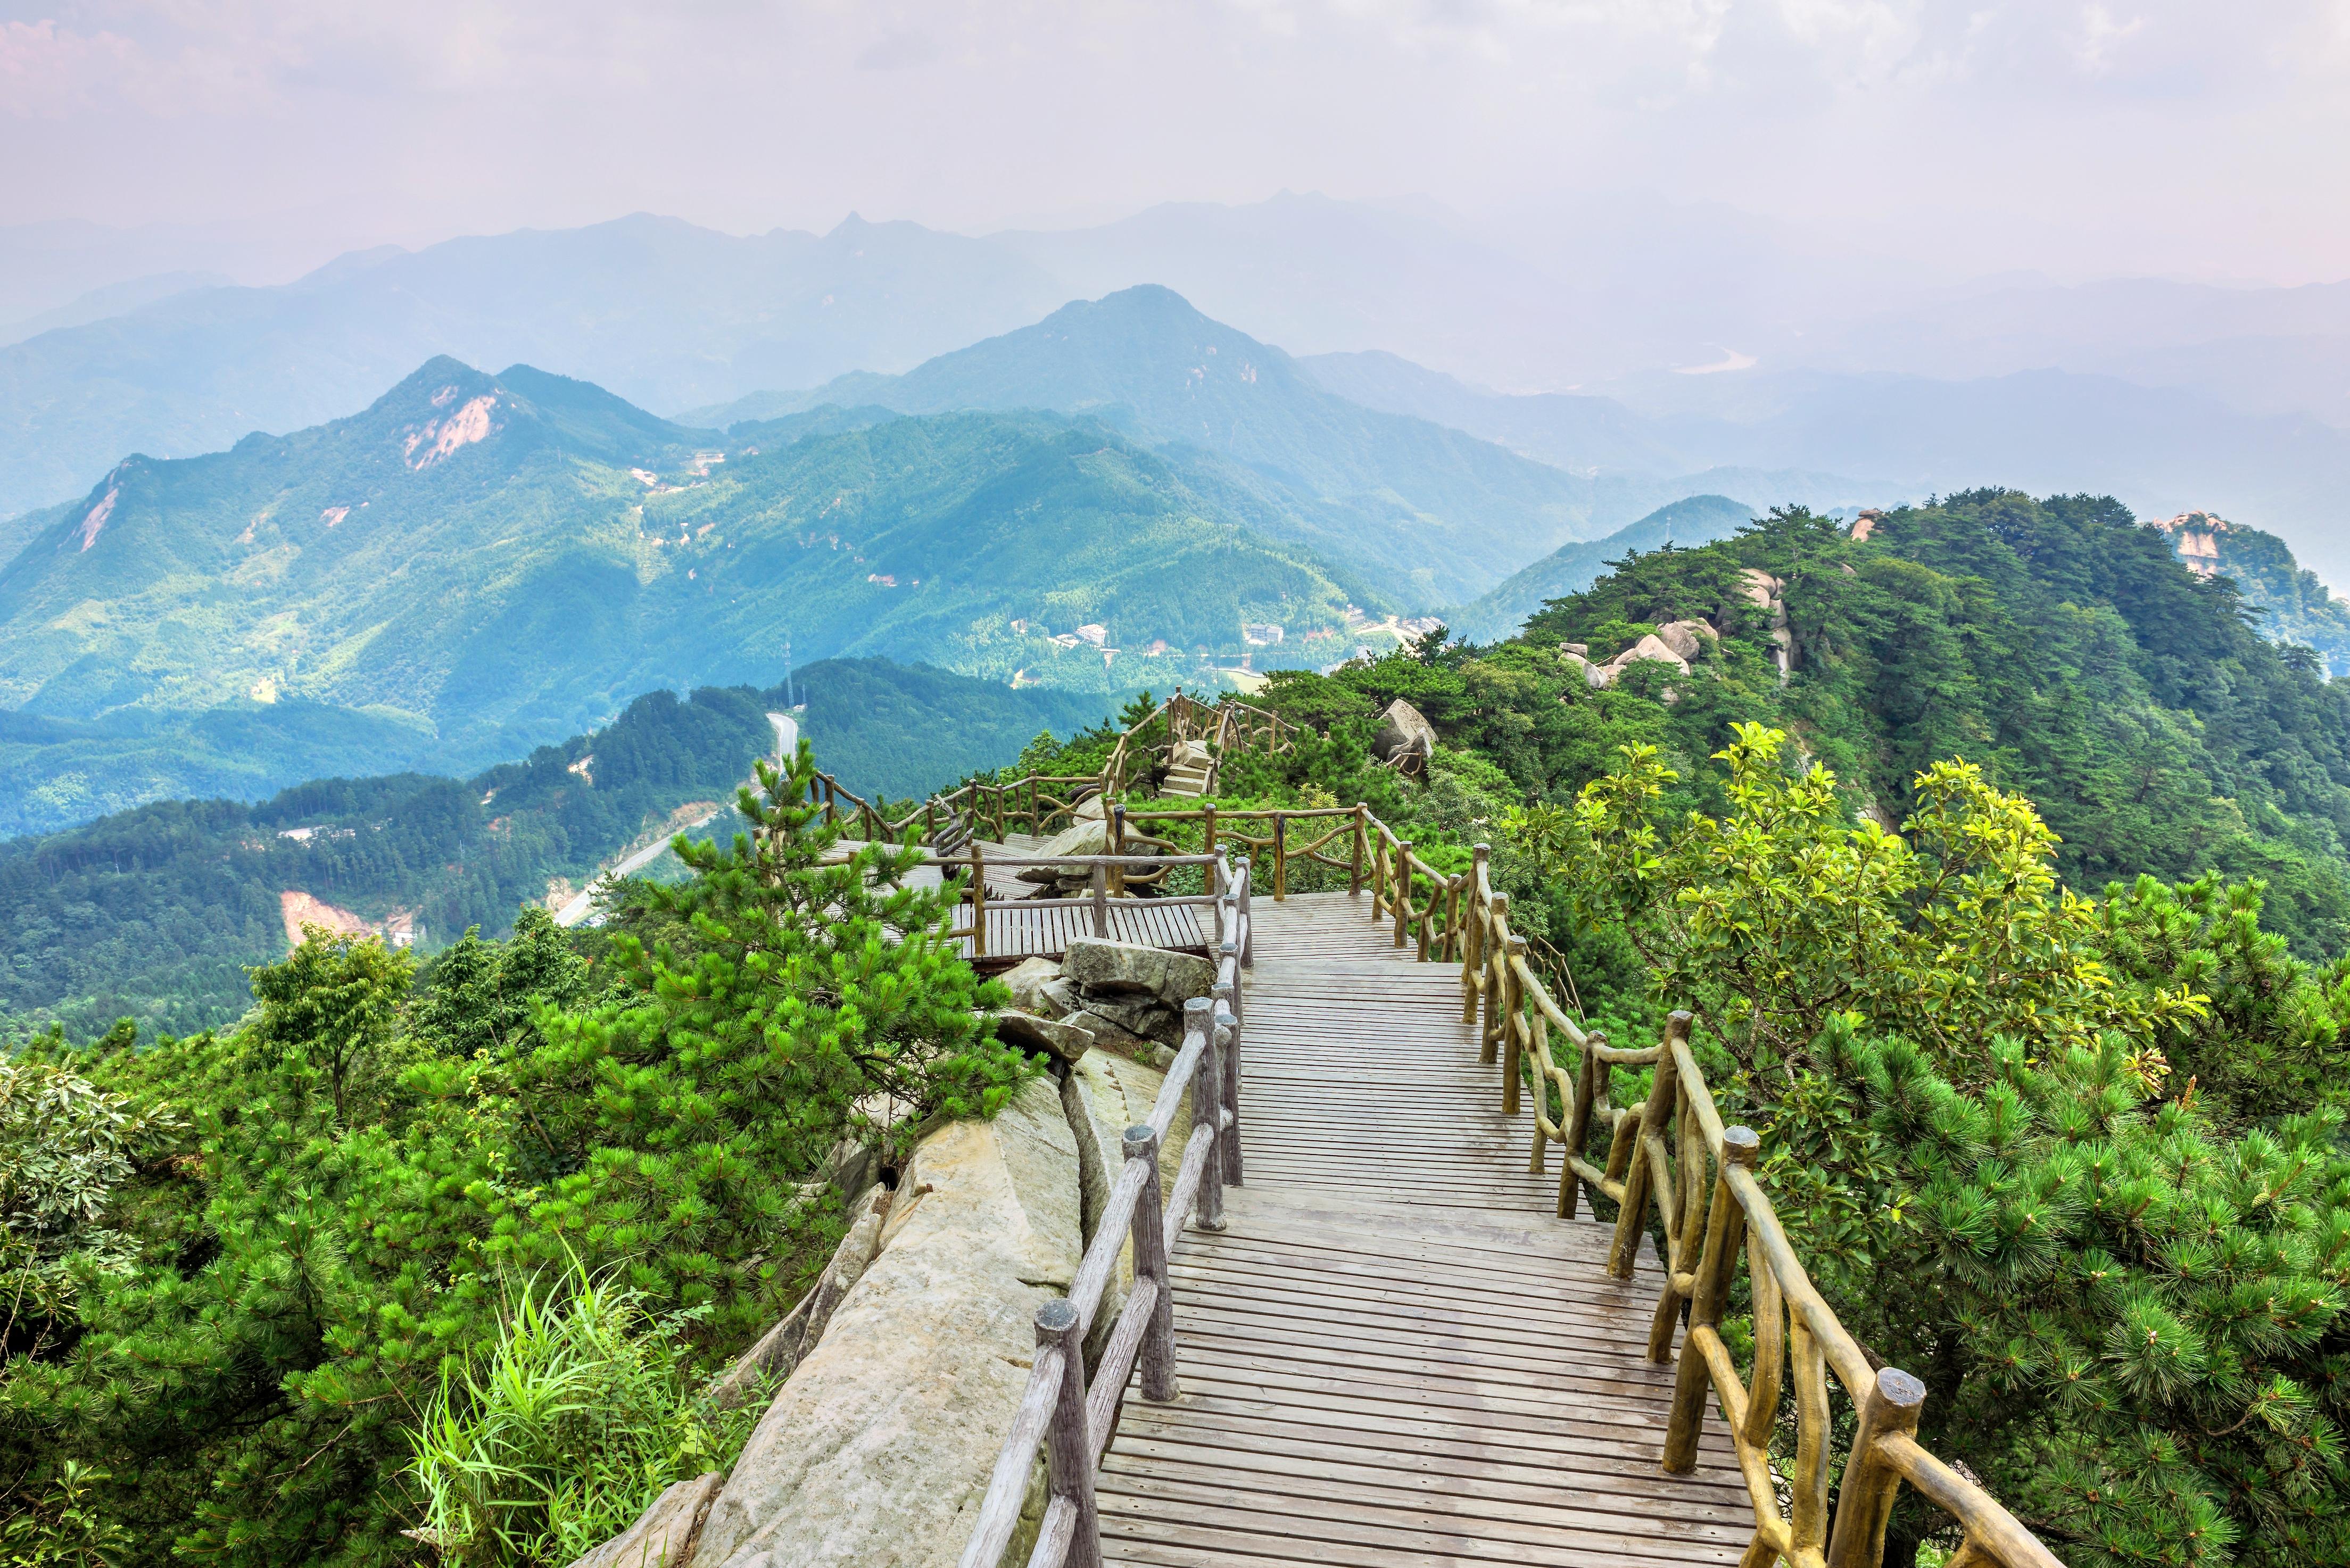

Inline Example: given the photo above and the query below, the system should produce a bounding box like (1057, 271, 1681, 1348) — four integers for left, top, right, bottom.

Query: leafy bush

(406, 1263, 759, 1568)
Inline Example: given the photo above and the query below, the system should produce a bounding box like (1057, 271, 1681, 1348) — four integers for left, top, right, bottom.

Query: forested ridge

(9, 488, 2350, 1566)
(0, 658, 1110, 1042)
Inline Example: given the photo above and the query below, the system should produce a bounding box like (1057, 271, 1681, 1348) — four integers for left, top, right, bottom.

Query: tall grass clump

(404, 1262, 759, 1568)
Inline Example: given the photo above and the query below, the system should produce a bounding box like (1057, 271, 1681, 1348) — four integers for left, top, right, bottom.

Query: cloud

(2, 0, 2345, 284)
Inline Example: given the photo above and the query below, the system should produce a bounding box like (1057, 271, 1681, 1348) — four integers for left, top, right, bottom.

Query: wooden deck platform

(1097, 891, 1755, 1567)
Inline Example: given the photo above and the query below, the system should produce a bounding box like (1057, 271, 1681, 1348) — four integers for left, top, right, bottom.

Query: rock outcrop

(1062, 937, 1215, 1051)
(1371, 698, 1437, 764)
(692, 1075, 1081, 1568)
(564, 1473, 725, 1568)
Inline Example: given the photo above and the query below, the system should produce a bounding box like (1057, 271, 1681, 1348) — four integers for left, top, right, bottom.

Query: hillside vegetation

(0, 356, 1354, 831)
(12, 486, 2350, 1568)
(1442, 492, 1757, 642)
(0, 658, 1107, 1040)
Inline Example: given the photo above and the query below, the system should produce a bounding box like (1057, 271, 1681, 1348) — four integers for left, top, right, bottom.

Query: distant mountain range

(0, 349, 1373, 831)
(685, 286, 1898, 601)
(1443, 494, 1760, 645)
(9, 194, 2350, 585)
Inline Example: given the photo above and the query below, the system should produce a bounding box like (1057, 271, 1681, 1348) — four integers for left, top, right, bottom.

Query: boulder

(999, 956, 1065, 1017)
(1063, 936, 1215, 1010)
(1016, 816, 1107, 883)
(1370, 698, 1437, 763)
(1061, 1008, 1166, 1065)
(992, 1009, 1095, 1065)
(1075, 992, 1182, 1048)
(1558, 642, 1588, 657)
(1654, 619, 1710, 661)
(1583, 659, 1612, 690)
(1035, 975, 1080, 1019)
(1610, 634, 1689, 676)
(1073, 793, 1107, 823)
(564, 1471, 725, 1568)
(693, 1076, 1081, 1568)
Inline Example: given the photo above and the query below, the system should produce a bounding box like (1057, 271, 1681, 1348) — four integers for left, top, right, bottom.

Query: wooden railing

(805, 690, 1296, 845)
(956, 858, 1253, 1568)
(1436, 842, 2066, 1568)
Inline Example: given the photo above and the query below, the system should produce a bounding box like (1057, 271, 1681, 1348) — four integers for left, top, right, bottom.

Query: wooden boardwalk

(1097, 892, 1755, 1567)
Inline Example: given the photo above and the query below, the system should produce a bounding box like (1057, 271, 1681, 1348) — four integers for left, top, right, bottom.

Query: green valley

(0, 657, 1109, 1040)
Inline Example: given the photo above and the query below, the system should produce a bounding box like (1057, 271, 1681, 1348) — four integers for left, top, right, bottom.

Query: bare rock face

(1063, 936, 1215, 1011)
(1075, 992, 1182, 1048)
(992, 1009, 1095, 1065)
(1654, 619, 1711, 661)
(1611, 634, 1690, 677)
(1371, 697, 1438, 762)
(693, 1076, 1081, 1568)
(563, 1472, 725, 1568)
(1000, 956, 1066, 1017)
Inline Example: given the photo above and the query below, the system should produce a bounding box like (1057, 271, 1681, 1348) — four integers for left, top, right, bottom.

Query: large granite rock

(1062, 1009, 1174, 1068)
(693, 1076, 1081, 1568)
(993, 1009, 1095, 1065)
(1064, 937, 1215, 1010)
(1653, 619, 1711, 661)
(1075, 993, 1181, 1048)
(564, 1472, 725, 1568)
(999, 956, 1066, 1017)
(1371, 698, 1437, 762)
(1016, 817, 1108, 883)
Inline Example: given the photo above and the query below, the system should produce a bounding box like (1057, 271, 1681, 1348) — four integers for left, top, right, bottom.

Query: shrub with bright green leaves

(1520, 726, 2350, 1566)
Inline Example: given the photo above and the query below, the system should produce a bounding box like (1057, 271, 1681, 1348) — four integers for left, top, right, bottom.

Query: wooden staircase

(1160, 739, 1215, 798)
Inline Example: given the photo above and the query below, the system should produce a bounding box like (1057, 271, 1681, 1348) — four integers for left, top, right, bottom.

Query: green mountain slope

(0, 657, 1109, 1040)
(1443, 493, 1756, 643)
(0, 359, 1370, 833)
(2152, 509, 2350, 675)
(687, 286, 1624, 601)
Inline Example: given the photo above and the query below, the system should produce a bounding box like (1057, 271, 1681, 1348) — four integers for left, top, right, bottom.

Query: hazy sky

(5, 1, 2348, 285)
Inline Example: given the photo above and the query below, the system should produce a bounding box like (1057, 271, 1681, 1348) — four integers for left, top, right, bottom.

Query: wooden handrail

(1419, 834, 2068, 1568)
(957, 861, 1251, 1568)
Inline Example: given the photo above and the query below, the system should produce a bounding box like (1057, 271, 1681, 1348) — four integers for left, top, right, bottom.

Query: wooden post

(1272, 812, 1288, 900)
(970, 840, 988, 958)
(1482, 893, 1509, 1063)
(1560, 1035, 1601, 1219)
(1351, 804, 1366, 896)
(1187, 998, 1226, 1231)
(1209, 858, 1227, 949)
(1524, 1003, 1548, 1176)
(1090, 864, 1110, 938)
(1608, 1011, 1687, 1280)
(1125, 1125, 1178, 1401)
(1502, 934, 1528, 1115)
(1417, 884, 1433, 961)
(1220, 940, 1243, 1028)
(1826, 1369, 1929, 1568)
(1203, 802, 1218, 858)
(1214, 997, 1242, 1186)
(1393, 841, 1412, 948)
(1035, 1298, 1102, 1568)
(1110, 804, 1127, 897)
(1461, 845, 1487, 1026)
(1663, 1126, 1759, 1472)
(1239, 862, 1253, 968)
(993, 784, 1006, 841)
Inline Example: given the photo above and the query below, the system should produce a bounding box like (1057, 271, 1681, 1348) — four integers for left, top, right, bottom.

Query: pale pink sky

(3, 1, 2348, 286)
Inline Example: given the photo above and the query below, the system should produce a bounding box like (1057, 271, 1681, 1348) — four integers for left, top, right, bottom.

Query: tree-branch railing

(801, 690, 1297, 848)
(1436, 841, 2066, 1568)
(957, 859, 1253, 1568)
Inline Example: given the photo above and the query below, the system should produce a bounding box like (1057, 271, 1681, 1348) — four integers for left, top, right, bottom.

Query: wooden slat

(1097, 891, 1754, 1567)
